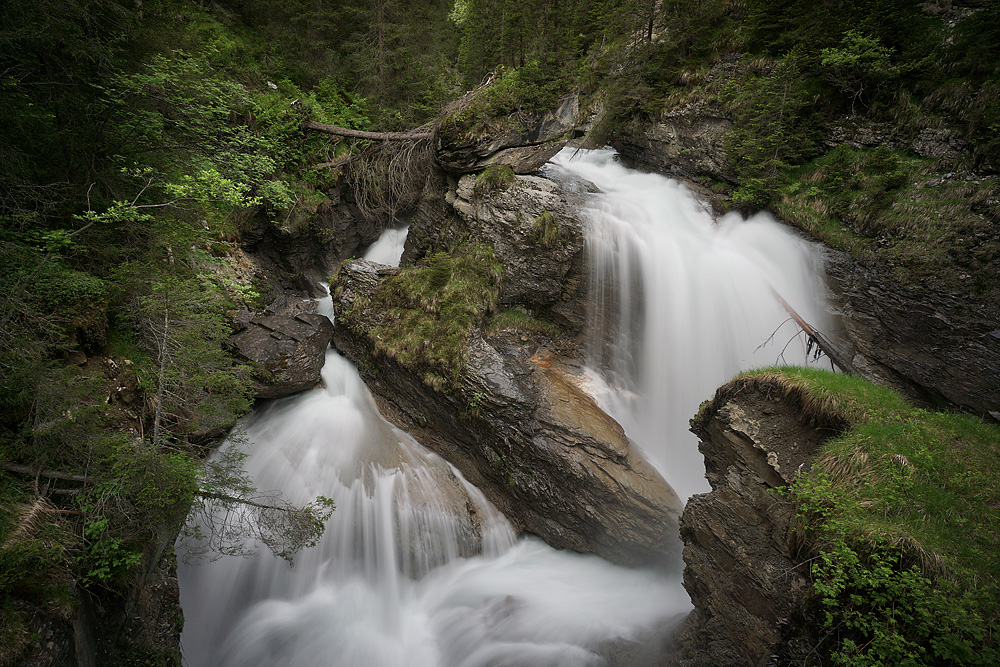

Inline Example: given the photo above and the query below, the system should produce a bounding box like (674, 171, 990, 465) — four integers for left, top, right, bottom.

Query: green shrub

(751, 368, 1000, 665)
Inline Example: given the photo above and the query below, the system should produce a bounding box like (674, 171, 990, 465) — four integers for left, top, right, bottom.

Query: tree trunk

(302, 120, 433, 141)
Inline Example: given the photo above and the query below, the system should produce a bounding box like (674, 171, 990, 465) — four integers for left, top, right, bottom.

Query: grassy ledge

(337, 244, 503, 391)
(702, 367, 1000, 665)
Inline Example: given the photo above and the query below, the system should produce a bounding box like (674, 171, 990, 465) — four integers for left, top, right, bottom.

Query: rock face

(437, 93, 580, 174)
(331, 260, 683, 568)
(671, 377, 839, 666)
(826, 251, 1000, 420)
(404, 166, 589, 331)
(228, 311, 334, 399)
(611, 102, 734, 185)
(241, 187, 381, 293)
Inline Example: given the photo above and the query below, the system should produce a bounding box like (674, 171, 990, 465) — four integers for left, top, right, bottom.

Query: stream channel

(177, 148, 833, 666)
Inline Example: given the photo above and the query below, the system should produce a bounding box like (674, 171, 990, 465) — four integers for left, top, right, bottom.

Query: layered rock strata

(826, 251, 1000, 421)
(671, 376, 841, 665)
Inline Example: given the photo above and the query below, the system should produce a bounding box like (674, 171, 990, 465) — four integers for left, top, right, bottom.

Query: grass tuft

(473, 164, 516, 196)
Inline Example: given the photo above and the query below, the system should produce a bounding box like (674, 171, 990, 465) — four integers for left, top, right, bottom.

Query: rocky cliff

(670, 374, 844, 666)
(826, 251, 1000, 421)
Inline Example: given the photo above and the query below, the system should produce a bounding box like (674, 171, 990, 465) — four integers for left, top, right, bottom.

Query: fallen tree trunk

(772, 289, 859, 376)
(2, 462, 89, 483)
(303, 120, 433, 141)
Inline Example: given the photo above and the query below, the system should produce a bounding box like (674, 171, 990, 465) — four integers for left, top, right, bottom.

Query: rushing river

(177, 148, 832, 666)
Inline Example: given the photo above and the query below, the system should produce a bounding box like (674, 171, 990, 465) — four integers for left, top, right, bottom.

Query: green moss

(531, 211, 559, 247)
(486, 309, 560, 339)
(339, 244, 503, 389)
(732, 368, 1000, 664)
(440, 61, 567, 144)
(473, 165, 515, 196)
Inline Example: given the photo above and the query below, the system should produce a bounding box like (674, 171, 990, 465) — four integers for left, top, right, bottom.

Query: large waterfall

(548, 149, 831, 499)
(177, 149, 832, 665)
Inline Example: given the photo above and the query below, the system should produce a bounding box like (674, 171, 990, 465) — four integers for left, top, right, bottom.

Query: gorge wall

(668, 375, 845, 665)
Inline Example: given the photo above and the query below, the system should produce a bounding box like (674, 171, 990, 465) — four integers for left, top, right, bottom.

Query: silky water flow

(547, 148, 832, 500)
(177, 148, 834, 666)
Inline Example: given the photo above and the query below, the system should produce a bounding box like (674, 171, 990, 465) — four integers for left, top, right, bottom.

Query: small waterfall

(548, 148, 833, 500)
(177, 225, 687, 666)
(363, 224, 409, 266)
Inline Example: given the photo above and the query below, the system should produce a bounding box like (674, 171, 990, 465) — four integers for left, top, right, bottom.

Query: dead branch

(2, 462, 89, 483)
(771, 289, 858, 375)
(196, 490, 310, 513)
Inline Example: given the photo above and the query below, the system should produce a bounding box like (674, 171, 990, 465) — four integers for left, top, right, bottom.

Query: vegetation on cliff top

(708, 368, 1000, 666)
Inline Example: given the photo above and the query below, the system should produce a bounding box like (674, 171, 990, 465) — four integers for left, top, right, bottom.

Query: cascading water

(177, 224, 687, 666)
(362, 224, 409, 267)
(178, 150, 835, 665)
(547, 148, 833, 501)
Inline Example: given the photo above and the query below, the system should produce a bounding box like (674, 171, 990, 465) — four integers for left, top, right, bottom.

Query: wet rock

(331, 261, 683, 567)
(228, 311, 334, 400)
(437, 94, 579, 174)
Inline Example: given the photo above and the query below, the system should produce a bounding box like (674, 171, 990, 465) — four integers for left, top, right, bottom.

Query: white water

(177, 223, 688, 666)
(363, 224, 409, 266)
(179, 153, 834, 664)
(547, 148, 833, 500)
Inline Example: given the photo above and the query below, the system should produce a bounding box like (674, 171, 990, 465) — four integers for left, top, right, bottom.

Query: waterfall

(363, 224, 409, 267)
(177, 223, 687, 667)
(178, 152, 834, 664)
(547, 148, 833, 501)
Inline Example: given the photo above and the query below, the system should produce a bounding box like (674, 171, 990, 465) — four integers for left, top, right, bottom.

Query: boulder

(331, 260, 683, 568)
(228, 312, 334, 400)
(437, 94, 580, 174)
(403, 167, 589, 332)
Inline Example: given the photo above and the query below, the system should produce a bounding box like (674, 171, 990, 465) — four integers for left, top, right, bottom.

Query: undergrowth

(775, 146, 1000, 301)
(737, 368, 1000, 665)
